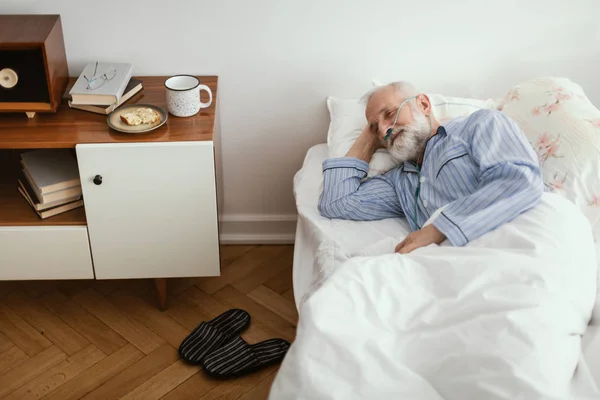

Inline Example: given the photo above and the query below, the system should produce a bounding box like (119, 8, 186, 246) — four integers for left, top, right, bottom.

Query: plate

(107, 104, 168, 133)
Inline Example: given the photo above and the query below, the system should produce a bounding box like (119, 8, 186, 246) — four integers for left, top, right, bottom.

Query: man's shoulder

(439, 109, 525, 150)
(444, 109, 501, 131)
(447, 109, 516, 138)
(464, 108, 508, 123)
(467, 109, 523, 136)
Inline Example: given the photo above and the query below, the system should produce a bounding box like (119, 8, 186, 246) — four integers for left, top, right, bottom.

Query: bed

(269, 77, 600, 400)
(274, 143, 600, 399)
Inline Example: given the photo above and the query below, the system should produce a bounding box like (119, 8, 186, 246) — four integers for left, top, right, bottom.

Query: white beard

(386, 111, 431, 163)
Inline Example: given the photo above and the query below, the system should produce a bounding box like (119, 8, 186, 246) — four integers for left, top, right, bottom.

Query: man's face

(365, 87, 432, 163)
(365, 86, 414, 142)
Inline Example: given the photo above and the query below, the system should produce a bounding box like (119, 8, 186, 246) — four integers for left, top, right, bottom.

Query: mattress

(292, 143, 600, 398)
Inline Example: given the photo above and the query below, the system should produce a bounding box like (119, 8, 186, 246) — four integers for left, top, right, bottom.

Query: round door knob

(93, 175, 103, 185)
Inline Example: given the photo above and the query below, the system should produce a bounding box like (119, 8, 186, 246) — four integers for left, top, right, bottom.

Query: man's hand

(345, 125, 383, 162)
(395, 224, 446, 254)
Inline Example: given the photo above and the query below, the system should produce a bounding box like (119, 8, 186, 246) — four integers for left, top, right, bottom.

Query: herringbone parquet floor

(0, 245, 297, 400)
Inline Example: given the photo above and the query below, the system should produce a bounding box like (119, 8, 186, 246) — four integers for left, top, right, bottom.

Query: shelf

(0, 183, 87, 226)
(0, 76, 218, 149)
(0, 149, 87, 226)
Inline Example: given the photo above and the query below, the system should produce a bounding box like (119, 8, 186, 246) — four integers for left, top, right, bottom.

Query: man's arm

(344, 125, 382, 162)
(318, 127, 403, 221)
(432, 110, 544, 246)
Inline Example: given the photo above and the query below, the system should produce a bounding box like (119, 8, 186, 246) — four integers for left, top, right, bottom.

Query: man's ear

(416, 94, 432, 116)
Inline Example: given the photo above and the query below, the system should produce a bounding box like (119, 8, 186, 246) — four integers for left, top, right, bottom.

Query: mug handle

(198, 84, 213, 108)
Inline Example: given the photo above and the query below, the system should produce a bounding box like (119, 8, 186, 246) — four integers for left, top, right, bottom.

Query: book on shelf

(21, 168, 82, 204)
(20, 149, 80, 195)
(18, 174, 81, 211)
(68, 78, 144, 115)
(17, 149, 84, 219)
(18, 183, 83, 220)
(69, 61, 134, 106)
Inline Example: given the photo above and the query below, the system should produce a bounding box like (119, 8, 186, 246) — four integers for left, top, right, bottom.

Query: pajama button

(420, 176, 426, 183)
(423, 199, 428, 207)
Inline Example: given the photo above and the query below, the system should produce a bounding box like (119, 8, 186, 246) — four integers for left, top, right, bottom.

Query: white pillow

(326, 92, 497, 176)
(497, 77, 600, 323)
(429, 94, 498, 123)
(326, 96, 395, 176)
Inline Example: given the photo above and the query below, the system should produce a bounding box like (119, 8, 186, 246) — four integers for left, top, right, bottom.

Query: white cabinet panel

(76, 142, 220, 279)
(0, 226, 94, 280)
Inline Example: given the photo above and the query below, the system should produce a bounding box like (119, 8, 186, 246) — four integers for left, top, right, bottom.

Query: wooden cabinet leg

(154, 278, 167, 311)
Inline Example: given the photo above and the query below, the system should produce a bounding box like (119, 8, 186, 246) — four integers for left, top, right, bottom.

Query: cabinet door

(76, 142, 220, 279)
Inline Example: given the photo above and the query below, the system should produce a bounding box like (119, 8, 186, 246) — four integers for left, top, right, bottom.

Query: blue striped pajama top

(317, 109, 545, 246)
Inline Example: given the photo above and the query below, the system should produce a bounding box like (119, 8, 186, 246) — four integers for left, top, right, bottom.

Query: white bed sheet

(292, 144, 412, 309)
(290, 143, 600, 398)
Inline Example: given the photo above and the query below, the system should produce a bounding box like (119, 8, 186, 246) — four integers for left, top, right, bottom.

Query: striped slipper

(178, 309, 251, 364)
(200, 336, 291, 379)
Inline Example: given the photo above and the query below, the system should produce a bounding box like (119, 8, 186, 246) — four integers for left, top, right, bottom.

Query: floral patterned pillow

(498, 77, 600, 322)
(498, 77, 600, 232)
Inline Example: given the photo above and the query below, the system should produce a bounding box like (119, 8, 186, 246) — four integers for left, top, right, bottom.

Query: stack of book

(67, 61, 143, 114)
(17, 149, 84, 219)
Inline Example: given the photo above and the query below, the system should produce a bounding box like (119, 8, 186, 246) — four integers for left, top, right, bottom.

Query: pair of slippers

(178, 309, 291, 379)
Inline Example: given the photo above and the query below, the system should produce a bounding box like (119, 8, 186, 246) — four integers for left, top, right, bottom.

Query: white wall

(3, 0, 600, 242)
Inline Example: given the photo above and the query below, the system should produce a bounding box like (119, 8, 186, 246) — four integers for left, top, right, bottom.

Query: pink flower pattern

(585, 118, 600, 128)
(504, 79, 600, 215)
(498, 88, 521, 111)
(544, 101, 561, 114)
(535, 132, 552, 147)
(532, 132, 562, 163)
(545, 173, 567, 192)
(531, 100, 562, 116)
(547, 86, 574, 101)
(555, 93, 572, 101)
(530, 86, 575, 117)
(508, 88, 520, 101)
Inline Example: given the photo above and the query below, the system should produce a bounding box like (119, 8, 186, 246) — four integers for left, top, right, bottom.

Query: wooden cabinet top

(0, 76, 218, 149)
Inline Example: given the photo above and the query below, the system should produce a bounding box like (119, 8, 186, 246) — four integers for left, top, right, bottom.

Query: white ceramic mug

(164, 75, 213, 117)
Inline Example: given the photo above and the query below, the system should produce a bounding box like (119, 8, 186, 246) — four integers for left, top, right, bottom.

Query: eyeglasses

(84, 62, 116, 90)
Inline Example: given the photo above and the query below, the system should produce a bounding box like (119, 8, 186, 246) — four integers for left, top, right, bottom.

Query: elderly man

(318, 81, 545, 254)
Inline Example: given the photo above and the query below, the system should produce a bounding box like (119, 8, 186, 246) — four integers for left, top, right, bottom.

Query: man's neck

(414, 121, 442, 167)
(430, 121, 441, 137)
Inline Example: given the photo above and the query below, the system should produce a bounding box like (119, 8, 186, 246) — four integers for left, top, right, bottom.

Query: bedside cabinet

(0, 76, 221, 310)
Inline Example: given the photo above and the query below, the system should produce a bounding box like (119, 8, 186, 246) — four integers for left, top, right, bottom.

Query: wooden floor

(0, 245, 297, 400)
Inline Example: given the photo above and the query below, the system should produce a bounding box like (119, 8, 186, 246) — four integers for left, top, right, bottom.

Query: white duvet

(270, 193, 598, 400)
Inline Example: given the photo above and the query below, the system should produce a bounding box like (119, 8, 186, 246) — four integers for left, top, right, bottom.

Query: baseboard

(219, 233, 296, 245)
(219, 214, 297, 244)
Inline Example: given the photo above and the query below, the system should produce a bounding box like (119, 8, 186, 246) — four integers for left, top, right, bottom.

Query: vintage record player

(0, 14, 69, 118)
